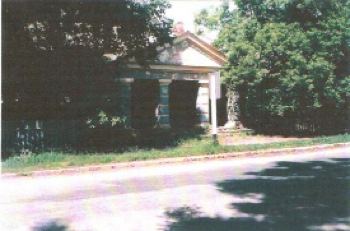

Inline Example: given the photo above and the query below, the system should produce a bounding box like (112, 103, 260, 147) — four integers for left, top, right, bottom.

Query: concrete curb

(2, 142, 350, 178)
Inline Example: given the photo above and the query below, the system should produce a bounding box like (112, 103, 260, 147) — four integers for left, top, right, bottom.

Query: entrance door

(209, 84, 228, 126)
(131, 79, 159, 129)
(169, 80, 199, 128)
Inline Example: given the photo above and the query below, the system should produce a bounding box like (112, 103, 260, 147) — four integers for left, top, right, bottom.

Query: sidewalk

(2, 142, 349, 178)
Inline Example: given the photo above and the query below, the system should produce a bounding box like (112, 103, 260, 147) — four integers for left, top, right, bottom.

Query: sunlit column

(196, 80, 210, 127)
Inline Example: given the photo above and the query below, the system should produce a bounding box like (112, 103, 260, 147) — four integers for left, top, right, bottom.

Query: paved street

(1, 147, 349, 231)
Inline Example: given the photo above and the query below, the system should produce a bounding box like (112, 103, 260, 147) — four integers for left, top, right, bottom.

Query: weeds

(2, 134, 349, 173)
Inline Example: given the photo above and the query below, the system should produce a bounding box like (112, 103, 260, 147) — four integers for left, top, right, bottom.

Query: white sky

(166, 0, 223, 33)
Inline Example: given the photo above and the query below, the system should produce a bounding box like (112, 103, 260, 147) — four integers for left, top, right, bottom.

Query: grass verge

(2, 134, 350, 173)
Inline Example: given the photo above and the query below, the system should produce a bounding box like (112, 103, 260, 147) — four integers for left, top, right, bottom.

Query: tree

(196, 0, 349, 134)
(2, 0, 173, 152)
(3, 0, 173, 121)
(194, 1, 232, 35)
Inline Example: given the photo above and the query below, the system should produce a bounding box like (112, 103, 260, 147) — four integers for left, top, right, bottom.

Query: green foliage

(86, 110, 126, 129)
(2, 0, 173, 122)
(3, 0, 172, 59)
(194, 2, 233, 35)
(196, 0, 349, 133)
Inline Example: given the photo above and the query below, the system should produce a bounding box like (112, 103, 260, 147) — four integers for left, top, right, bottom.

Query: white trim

(119, 78, 134, 83)
(199, 79, 209, 84)
(173, 32, 227, 64)
(187, 37, 226, 63)
(159, 79, 172, 86)
(125, 63, 223, 73)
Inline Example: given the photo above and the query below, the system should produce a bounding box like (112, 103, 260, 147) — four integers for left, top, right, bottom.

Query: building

(2, 32, 239, 153)
(115, 32, 231, 129)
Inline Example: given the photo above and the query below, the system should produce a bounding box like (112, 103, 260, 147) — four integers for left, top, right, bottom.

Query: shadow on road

(163, 158, 350, 231)
(32, 221, 69, 231)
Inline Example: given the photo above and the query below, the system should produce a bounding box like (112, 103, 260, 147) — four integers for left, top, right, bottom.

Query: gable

(155, 40, 223, 67)
(122, 32, 226, 72)
(153, 32, 226, 68)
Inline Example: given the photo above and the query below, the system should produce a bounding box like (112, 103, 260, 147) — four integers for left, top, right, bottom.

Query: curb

(2, 142, 350, 178)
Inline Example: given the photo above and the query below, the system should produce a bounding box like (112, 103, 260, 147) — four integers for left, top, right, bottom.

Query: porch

(118, 71, 212, 129)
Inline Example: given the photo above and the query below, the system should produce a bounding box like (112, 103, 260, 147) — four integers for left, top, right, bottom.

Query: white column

(196, 80, 210, 127)
(156, 79, 172, 129)
(210, 74, 218, 139)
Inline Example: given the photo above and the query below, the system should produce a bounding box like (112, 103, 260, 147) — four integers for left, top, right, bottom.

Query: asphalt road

(1, 147, 349, 231)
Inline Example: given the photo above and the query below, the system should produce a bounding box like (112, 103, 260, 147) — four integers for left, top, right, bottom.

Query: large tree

(196, 0, 349, 134)
(3, 0, 172, 122)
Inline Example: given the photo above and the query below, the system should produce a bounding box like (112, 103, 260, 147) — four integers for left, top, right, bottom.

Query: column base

(158, 124, 171, 129)
(224, 121, 243, 129)
(195, 123, 210, 129)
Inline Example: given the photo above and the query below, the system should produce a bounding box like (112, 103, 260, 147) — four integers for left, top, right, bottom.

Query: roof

(172, 32, 226, 64)
(124, 32, 227, 73)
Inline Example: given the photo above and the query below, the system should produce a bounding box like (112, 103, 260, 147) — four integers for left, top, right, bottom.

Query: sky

(166, 0, 223, 36)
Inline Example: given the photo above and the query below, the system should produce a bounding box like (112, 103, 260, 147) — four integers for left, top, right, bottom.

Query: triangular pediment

(154, 32, 226, 68)
(119, 32, 226, 72)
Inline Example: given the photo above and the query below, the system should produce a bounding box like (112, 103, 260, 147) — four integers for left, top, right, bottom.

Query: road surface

(1, 147, 349, 231)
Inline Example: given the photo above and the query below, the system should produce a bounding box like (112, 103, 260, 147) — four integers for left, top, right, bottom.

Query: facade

(2, 32, 237, 153)
(116, 32, 230, 129)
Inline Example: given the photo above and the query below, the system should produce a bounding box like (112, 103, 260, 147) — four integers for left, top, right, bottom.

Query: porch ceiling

(124, 63, 222, 73)
(118, 69, 211, 81)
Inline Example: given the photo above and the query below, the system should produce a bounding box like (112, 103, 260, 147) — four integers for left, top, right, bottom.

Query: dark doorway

(209, 84, 228, 126)
(131, 79, 159, 129)
(217, 84, 228, 126)
(169, 80, 199, 128)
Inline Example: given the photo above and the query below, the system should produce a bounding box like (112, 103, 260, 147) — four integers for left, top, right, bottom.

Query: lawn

(2, 133, 350, 173)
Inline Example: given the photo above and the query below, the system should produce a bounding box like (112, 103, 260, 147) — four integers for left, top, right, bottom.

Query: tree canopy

(196, 0, 349, 134)
(3, 0, 173, 121)
(3, 0, 172, 61)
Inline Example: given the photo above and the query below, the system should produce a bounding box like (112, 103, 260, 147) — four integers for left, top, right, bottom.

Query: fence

(2, 120, 84, 153)
(242, 112, 348, 136)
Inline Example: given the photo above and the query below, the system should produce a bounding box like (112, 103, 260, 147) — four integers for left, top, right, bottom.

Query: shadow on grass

(164, 158, 350, 231)
(2, 127, 206, 160)
(76, 127, 206, 153)
(131, 128, 205, 149)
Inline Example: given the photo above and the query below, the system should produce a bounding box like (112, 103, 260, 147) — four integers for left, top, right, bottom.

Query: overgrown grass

(2, 134, 349, 173)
